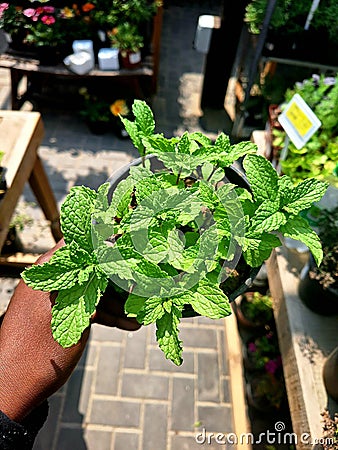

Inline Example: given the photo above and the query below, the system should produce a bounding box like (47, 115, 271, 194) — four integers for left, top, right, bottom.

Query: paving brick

(171, 434, 221, 450)
(124, 327, 147, 369)
(121, 373, 169, 399)
(179, 327, 218, 349)
(55, 427, 87, 450)
(142, 403, 168, 450)
(94, 345, 121, 395)
(90, 400, 140, 427)
(171, 377, 195, 432)
(62, 368, 86, 423)
(114, 432, 140, 450)
(84, 429, 112, 450)
(223, 378, 231, 404)
(149, 348, 194, 373)
(198, 352, 220, 402)
(197, 405, 233, 434)
(78, 369, 94, 416)
(90, 323, 125, 342)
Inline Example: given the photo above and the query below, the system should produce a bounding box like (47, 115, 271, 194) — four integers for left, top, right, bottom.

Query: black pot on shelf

(298, 255, 338, 316)
(0, 167, 6, 201)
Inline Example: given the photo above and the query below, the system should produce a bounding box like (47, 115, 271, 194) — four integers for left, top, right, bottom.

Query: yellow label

(285, 102, 313, 137)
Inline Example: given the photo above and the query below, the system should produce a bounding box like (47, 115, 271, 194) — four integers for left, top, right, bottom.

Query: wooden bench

(0, 7, 163, 110)
(0, 110, 62, 265)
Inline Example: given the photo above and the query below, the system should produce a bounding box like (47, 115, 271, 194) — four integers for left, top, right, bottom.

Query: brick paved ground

(0, 1, 251, 449)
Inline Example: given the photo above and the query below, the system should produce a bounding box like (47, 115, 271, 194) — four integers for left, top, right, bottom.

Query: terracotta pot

(233, 292, 274, 331)
(120, 50, 142, 69)
(323, 347, 338, 403)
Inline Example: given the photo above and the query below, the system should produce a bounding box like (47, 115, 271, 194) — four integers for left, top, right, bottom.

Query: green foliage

(22, 100, 328, 365)
(108, 22, 144, 53)
(241, 291, 273, 324)
(280, 74, 338, 185)
(245, 0, 338, 43)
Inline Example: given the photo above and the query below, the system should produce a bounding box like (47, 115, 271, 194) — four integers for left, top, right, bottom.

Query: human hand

(0, 240, 140, 423)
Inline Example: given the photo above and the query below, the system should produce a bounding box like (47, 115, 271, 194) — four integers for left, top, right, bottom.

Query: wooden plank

(266, 248, 338, 450)
(0, 111, 43, 251)
(0, 252, 39, 267)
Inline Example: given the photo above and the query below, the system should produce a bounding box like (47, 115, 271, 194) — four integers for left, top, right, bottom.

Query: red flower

(82, 2, 95, 12)
(41, 15, 55, 25)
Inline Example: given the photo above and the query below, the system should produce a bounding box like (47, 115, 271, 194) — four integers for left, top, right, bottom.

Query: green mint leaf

(142, 297, 165, 325)
(51, 272, 106, 347)
(107, 177, 134, 220)
(239, 232, 282, 267)
(133, 99, 155, 137)
(61, 186, 97, 251)
(251, 200, 287, 233)
(189, 132, 212, 147)
(187, 282, 231, 319)
(282, 178, 328, 215)
(142, 231, 170, 263)
(178, 132, 192, 155)
(214, 133, 231, 152)
(120, 117, 142, 152)
(156, 306, 183, 365)
(22, 245, 83, 291)
(279, 215, 323, 266)
(124, 293, 146, 316)
(142, 135, 177, 155)
(243, 154, 279, 202)
(219, 141, 257, 167)
(167, 229, 185, 264)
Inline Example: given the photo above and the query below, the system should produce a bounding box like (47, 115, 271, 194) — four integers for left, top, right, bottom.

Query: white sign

(278, 94, 321, 149)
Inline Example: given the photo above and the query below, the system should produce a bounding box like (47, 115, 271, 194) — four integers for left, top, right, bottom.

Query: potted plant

(21, 100, 328, 365)
(108, 22, 144, 69)
(273, 74, 338, 185)
(244, 0, 338, 65)
(246, 371, 286, 413)
(0, 150, 6, 201)
(312, 410, 338, 450)
(79, 87, 131, 135)
(298, 205, 338, 315)
(243, 330, 281, 372)
(234, 290, 274, 331)
(323, 347, 338, 404)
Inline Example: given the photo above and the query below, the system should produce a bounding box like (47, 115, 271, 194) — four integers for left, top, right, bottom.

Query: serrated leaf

(107, 177, 134, 219)
(142, 135, 177, 155)
(156, 307, 183, 365)
(214, 133, 231, 152)
(251, 200, 287, 232)
(178, 132, 192, 154)
(61, 186, 97, 250)
(51, 273, 106, 347)
(120, 117, 142, 151)
(142, 297, 165, 325)
(187, 282, 231, 319)
(279, 215, 323, 266)
(243, 154, 279, 202)
(239, 232, 282, 267)
(190, 131, 212, 147)
(125, 293, 146, 316)
(22, 246, 82, 291)
(282, 178, 328, 215)
(133, 99, 155, 137)
(167, 229, 185, 264)
(143, 232, 170, 263)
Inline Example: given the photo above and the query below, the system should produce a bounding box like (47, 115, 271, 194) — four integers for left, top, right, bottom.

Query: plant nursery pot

(298, 256, 338, 316)
(106, 155, 261, 318)
(120, 50, 142, 69)
(323, 347, 338, 403)
(233, 292, 274, 332)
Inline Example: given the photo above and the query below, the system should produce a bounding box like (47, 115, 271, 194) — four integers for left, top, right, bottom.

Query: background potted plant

(243, 329, 281, 372)
(233, 290, 274, 331)
(299, 205, 338, 315)
(108, 22, 144, 69)
(21, 100, 328, 366)
(244, 0, 338, 65)
(273, 73, 338, 185)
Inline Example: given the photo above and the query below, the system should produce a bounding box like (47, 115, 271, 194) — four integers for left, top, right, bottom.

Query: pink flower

(265, 359, 278, 374)
(248, 342, 257, 353)
(0, 3, 9, 18)
(41, 14, 55, 24)
(42, 6, 55, 13)
(23, 8, 36, 17)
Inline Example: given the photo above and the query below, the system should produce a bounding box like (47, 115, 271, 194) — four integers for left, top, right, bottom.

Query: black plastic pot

(298, 255, 338, 316)
(105, 155, 261, 317)
(323, 347, 338, 403)
(0, 167, 6, 201)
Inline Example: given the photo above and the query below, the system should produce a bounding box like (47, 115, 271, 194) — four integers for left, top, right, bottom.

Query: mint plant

(22, 100, 328, 365)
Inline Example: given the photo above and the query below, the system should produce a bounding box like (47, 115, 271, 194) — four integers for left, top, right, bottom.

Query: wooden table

(0, 110, 62, 263)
